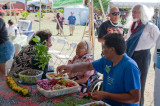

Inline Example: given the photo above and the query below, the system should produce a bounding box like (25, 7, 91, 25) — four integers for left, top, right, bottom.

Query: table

(0, 77, 94, 106)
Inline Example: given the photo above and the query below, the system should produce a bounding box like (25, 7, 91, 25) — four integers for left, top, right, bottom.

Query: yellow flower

(17, 87, 23, 92)
(22, 89, 28, 95)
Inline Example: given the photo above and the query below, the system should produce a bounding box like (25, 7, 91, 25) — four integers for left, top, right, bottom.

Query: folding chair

(5, 59, 14, 76)
(55, 42, 77, 65)
(48, 38, 67, 54)
(51, 39, 68, 65)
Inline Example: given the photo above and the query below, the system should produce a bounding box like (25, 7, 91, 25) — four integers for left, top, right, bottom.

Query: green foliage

(57, 9, 64, 14)
(54, 97, 87, 106)
(32, 35, 51, 70)
(35, 12, 45, 19)
(93, 0, 110, 13)
(21, 11, 30, 19)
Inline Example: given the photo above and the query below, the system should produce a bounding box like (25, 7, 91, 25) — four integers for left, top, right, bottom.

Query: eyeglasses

(111, 12, 120, 16)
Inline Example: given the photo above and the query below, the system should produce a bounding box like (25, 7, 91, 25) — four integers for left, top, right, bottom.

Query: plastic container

(80, 101, 110, 106)
(46, 72, 69, 80)
(37, 80, 79, 98)
(19, 69, 43, 84)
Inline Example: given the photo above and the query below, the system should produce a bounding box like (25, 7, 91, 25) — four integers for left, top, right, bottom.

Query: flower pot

(19, 69, 43, 84)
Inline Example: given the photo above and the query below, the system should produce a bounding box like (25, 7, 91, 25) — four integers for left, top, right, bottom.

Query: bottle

(48, 59, 54, 72)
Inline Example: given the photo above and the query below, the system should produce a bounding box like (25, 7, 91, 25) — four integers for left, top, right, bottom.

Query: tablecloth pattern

(0, 77, 94, 106)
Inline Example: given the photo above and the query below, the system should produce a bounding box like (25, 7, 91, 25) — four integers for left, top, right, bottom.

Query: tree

(85, 0, 110, 14)
(93, 0, 110, 13)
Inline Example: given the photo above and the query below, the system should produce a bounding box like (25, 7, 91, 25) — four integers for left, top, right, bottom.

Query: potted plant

(31, 35, 51, 78)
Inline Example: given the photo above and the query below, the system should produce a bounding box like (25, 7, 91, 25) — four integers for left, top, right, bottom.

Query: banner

(52, 0, 84, 8)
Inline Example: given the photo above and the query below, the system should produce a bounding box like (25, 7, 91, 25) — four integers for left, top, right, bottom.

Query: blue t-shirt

(68, 16, 76, 25)
(92, 53, 141, 106)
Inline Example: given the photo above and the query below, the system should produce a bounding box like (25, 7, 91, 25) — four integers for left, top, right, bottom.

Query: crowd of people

(0, 3, 160, 106)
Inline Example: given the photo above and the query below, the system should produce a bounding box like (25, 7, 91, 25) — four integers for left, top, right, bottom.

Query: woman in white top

(153, 35, 160, 106)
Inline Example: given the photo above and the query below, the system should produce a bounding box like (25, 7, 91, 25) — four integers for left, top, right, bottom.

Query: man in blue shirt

(68, 12, 76, 36)
(57, 33, 141, 106)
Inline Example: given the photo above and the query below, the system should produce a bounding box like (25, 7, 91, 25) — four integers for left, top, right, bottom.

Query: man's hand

(153, 63, 156, 70)
(56, 65, 73, 74)
(92, 91, 107, 100)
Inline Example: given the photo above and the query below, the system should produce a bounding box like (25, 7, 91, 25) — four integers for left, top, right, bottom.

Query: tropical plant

(85, 0, 110, 13)
(57, 9, 64, 14)
(21, 11, 30, 19)
(35, 12, 45, 20)
(32, 35, 51, 70)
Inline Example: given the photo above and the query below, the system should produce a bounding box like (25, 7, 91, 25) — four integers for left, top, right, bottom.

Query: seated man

(68, 40, 95, 93)
(57, 33, 141, 106)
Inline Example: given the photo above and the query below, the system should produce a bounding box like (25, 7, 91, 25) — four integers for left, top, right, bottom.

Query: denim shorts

(0, 40, 15, 63)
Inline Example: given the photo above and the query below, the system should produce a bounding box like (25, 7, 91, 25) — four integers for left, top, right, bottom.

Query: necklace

(109, 20, 119, 27)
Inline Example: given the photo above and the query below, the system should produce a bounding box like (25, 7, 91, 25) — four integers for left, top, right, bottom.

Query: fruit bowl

(19, 69, 43, 84)
(46, 72, 69, 80)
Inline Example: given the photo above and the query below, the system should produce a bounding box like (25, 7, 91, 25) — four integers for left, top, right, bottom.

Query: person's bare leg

(71, 29, 74, 35)
(70, 29, 72, 35)
(0, 63, 5, 77)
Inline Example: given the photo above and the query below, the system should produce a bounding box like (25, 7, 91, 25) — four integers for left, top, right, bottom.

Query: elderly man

(126, 4, 160, 106)
(57, 33, 141, 106)
(98, 7, 123, 43)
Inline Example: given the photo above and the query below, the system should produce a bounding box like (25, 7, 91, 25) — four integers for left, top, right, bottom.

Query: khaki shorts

(69, 25, 75, 30)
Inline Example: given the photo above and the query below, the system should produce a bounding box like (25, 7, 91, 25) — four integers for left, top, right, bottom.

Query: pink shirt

(70, 54, 95, 79)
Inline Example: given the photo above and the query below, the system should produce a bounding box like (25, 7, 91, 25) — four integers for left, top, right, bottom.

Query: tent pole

(89, 0, 95, 58)
(81, 13, 90, 40)
(39, 0, 41, 30)
(10, 0, 11, 19)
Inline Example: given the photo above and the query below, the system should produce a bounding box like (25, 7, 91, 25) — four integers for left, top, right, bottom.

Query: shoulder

(122, 54, 139, 71)
(146, 22, 158, 29)
(145, 22, 159, 32)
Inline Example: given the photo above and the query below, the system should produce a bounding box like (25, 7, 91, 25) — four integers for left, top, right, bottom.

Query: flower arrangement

(7, 77, 30, 97)
(83, 92, 93, 99)
(37, 78, 77, 90)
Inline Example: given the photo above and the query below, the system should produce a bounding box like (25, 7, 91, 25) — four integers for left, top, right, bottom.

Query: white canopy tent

(109, 0, 160, 8)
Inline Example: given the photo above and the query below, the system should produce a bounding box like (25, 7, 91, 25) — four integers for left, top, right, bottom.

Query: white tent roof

(27, 0, 52, 6)
(110, 0, 160, 8)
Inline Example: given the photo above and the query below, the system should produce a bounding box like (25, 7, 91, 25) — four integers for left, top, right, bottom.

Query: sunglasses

(111, 12, 120, 16)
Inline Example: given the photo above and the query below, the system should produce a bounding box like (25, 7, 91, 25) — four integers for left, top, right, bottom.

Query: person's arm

(92, 89, 140, 103)
(75, 76, 90, 84)
(57, 62, 94, 74)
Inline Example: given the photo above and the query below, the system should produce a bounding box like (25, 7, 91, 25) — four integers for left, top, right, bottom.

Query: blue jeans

(0, 40, 15, 63)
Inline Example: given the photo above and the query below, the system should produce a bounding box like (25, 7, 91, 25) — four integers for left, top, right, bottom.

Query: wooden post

(89, 0, 95, 58)
(99, 0, 106, 21)
(82, 13, 90, 40)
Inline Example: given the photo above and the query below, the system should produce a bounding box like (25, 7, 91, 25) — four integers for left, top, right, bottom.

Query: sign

(53, 0, 83, 8)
